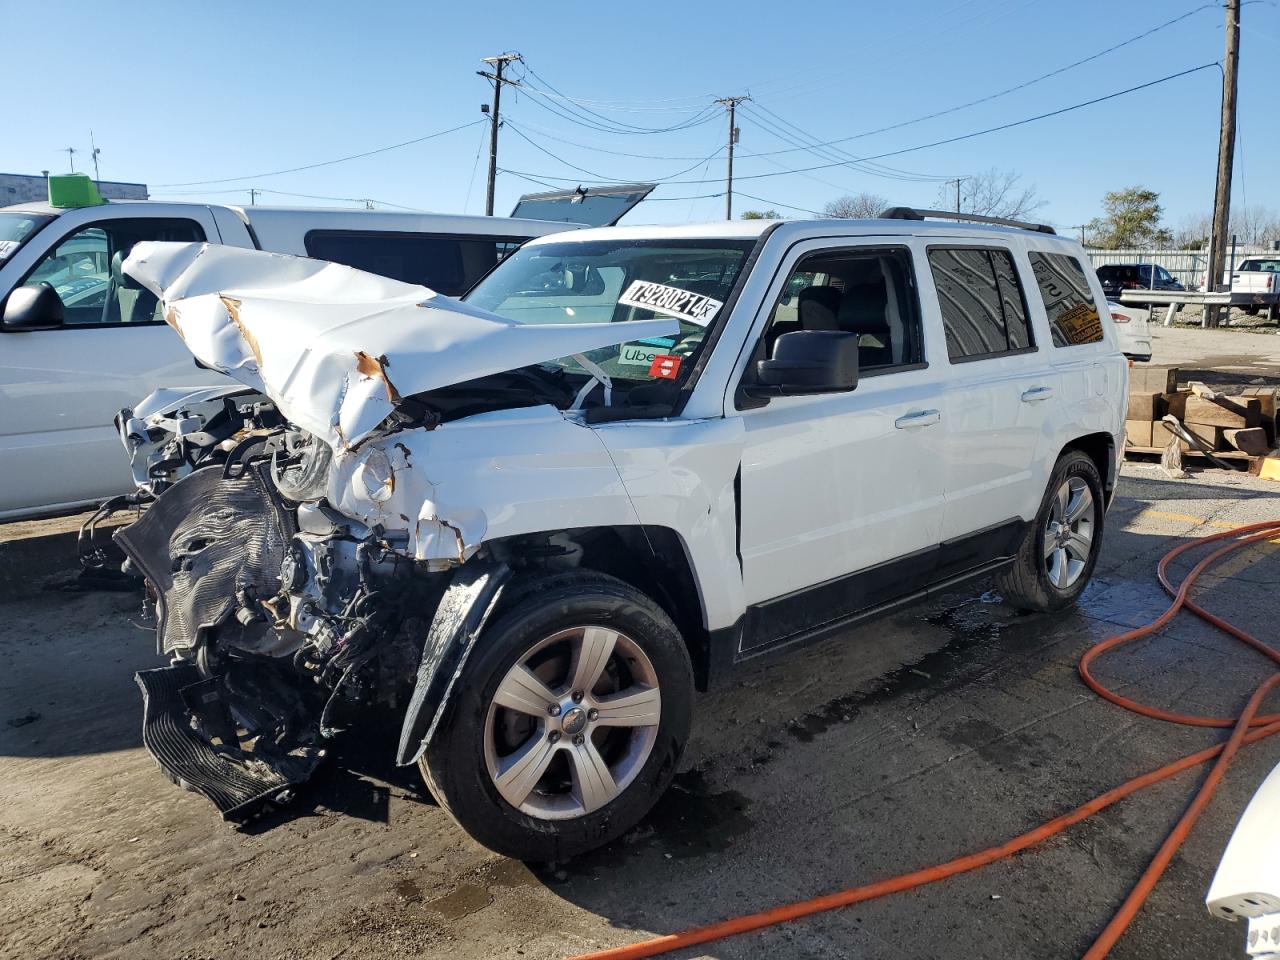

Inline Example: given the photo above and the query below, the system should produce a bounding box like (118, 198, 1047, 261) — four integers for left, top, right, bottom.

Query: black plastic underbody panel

(136, 664, 322, 821)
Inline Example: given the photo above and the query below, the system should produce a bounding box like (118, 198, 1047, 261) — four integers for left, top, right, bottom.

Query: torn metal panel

(396, 560, 511, 765)
(123, 241, 678, 450)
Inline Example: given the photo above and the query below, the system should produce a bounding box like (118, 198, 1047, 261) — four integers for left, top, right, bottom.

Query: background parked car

(1095, 263, 1184, 300)
(0, 177, 653, 520)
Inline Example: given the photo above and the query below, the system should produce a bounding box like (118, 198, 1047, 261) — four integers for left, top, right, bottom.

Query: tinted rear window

(304, 231, 527, 296)
(927, 247, 1033, 362)
(1030, 252, 1105, 346)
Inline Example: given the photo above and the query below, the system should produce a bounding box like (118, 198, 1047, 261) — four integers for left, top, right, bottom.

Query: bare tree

(1229, 205, 1280, 246)
(822, 192, 889, 219)
(938, 168, 1043, 220)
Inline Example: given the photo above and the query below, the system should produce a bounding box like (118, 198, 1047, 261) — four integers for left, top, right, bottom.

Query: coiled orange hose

(568, 520, 1280, 960)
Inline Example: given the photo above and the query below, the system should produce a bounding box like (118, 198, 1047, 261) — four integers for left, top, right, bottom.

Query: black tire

(998, 450, 1105, 613)
(419, 569, 693, 861)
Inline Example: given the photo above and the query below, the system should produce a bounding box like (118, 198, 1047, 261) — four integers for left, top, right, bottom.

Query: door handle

(1021, 386, 1055, 403)
(894, 409, 940, 429)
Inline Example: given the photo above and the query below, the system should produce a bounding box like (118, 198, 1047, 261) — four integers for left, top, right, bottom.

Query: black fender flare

(395, 559, 511, 766)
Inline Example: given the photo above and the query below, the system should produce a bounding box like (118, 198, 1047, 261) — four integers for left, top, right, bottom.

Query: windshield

(464, 238, 755, 391)
(0, 212, 54, 264)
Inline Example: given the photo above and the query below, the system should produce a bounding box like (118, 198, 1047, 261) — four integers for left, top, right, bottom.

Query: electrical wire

(505, 122, 724, 183)
(519, 63, 720, 135)
(748, 2, 1217, 155)
(153, 119, 485, 187)
(510, 62, 1219, 188)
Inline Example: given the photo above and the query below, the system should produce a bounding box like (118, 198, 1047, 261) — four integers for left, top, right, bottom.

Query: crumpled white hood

(124, 242, 678, 449)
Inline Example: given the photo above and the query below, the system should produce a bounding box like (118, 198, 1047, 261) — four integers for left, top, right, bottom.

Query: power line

(504, 122, 723, 182)
(153, 119, 485, 187)
(754, 2, 1218, 155)
(504, 62, 1219, 189)
(735, 191, 825, 217)
(519, 63, 720, 135)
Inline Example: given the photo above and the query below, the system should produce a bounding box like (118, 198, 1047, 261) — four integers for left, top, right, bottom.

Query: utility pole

(716, 95, 750, 220)
(89, 131, 102, 182)
(249, 188, 260, 205)
(1205, 0, 1240, 328)
(64, 147, 77, 173)
(947, 177, 965, 213)
(479, 52, 522, 217)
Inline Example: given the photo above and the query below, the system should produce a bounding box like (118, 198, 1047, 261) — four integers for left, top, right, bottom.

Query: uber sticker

(619, 343, 663, 366)
(649, 355, 682, 380)
(618, 280, 723, 326)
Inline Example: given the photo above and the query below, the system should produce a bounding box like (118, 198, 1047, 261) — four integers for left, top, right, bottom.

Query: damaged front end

(116, 429, 439, 819)
(107, 241, 673, 822)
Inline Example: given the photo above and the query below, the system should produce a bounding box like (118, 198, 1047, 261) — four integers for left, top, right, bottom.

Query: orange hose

(568, 519, 1280, 960)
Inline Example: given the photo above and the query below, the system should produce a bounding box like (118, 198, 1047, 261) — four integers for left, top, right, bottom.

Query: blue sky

(6, 0, 1276, 231)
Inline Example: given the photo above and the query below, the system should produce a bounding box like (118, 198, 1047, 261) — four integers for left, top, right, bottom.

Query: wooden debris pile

(1123, 366, 1280, 479)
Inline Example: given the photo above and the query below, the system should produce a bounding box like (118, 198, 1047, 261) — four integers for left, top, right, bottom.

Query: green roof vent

(48, 173, 107, 209)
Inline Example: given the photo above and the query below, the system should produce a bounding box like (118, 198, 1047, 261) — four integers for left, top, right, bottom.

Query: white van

(0, 178, 652, 519)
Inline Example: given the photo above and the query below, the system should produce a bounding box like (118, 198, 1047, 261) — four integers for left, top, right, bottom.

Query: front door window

(21, 218, 204, 326)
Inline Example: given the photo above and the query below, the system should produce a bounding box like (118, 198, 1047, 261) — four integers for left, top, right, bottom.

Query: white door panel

(740, 372, 945, 605)
(0, 324, 223, 514)
(0, 207, 225, 517)
(940, 359, 1059, 538)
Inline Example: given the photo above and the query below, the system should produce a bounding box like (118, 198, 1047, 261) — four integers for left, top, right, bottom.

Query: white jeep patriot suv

(105, 208, 1126, 860)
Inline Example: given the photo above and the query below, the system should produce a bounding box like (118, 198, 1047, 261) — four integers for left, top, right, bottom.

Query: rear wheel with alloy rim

(419, 570, 693, 861)
(999, 449, 1105, 612)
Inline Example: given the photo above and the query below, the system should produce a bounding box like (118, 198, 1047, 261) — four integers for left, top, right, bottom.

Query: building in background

(1, 172, 148, 205)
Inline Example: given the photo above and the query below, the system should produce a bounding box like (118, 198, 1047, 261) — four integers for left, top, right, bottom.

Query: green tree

(740, 209, 781, 220)
(1087, 187, 1172, 249)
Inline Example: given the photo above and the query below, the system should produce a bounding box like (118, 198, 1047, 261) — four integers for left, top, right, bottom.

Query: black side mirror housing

(745, 330, 859, 397)
(2, 283, 65, 331)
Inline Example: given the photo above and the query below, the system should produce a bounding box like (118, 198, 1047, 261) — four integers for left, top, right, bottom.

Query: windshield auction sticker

(618, 280, 723, 326)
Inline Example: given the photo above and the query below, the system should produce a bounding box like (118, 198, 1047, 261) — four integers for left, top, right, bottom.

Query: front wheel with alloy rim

(418, 570, 693, 861)
(998, 449, 1105, 612)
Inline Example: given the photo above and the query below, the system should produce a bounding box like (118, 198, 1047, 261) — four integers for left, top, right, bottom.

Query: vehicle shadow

(515, 473, 1280, 956)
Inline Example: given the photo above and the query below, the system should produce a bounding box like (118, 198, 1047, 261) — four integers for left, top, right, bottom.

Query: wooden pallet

(1124, 444, 1255, 462)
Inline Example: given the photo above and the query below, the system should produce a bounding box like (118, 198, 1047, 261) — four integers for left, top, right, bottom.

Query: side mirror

(2, 283, 65, 331)
(747, 330, 859, 397)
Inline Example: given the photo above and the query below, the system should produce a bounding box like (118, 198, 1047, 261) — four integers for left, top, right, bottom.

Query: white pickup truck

(1228, 256, 1280, 317)
(0, 177, 652, 519)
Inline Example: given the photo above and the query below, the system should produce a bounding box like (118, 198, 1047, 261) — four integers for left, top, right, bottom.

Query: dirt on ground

(3, 461, 1280, 960)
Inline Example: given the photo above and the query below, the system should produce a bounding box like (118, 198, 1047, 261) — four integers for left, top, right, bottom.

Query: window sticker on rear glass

(1055, 302, 1102, 344)
(618, 280, 723, 326)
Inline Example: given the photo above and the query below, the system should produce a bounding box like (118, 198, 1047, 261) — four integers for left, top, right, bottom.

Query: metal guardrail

(1119, 289, 1279, 326)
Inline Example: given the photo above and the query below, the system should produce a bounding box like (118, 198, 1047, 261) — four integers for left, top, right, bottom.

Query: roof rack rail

(877, 206, 1056, 235)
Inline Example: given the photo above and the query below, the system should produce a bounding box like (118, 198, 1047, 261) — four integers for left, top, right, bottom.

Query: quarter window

(304, 231, 528, 296)
(1028, 252, 1105, 347)
(761, 247, 923, 374)
(927, 247, 1033, 362)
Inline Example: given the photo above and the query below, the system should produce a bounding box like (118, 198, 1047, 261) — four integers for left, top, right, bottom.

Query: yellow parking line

(1141, 509, 1239, 530)
(1138, 508, 1280, 546)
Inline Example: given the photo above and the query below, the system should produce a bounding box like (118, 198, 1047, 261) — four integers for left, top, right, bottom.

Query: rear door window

(926, 247, 1033, 362)
(304, 232, 527, 296)
(1028, 252, 1105, 347)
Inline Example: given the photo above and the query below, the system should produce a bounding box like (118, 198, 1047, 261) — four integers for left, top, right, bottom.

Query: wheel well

(1062, 432, 1115, 500)
(482, 526, 711, 690)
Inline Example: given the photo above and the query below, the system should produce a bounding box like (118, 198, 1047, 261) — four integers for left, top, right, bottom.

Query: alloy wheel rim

(483, 626, 661, 820)
(1043, 475, 1095, 589)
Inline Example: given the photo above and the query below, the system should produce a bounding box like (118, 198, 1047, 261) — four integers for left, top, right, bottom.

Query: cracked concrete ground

(2, 462, 1278, 960)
